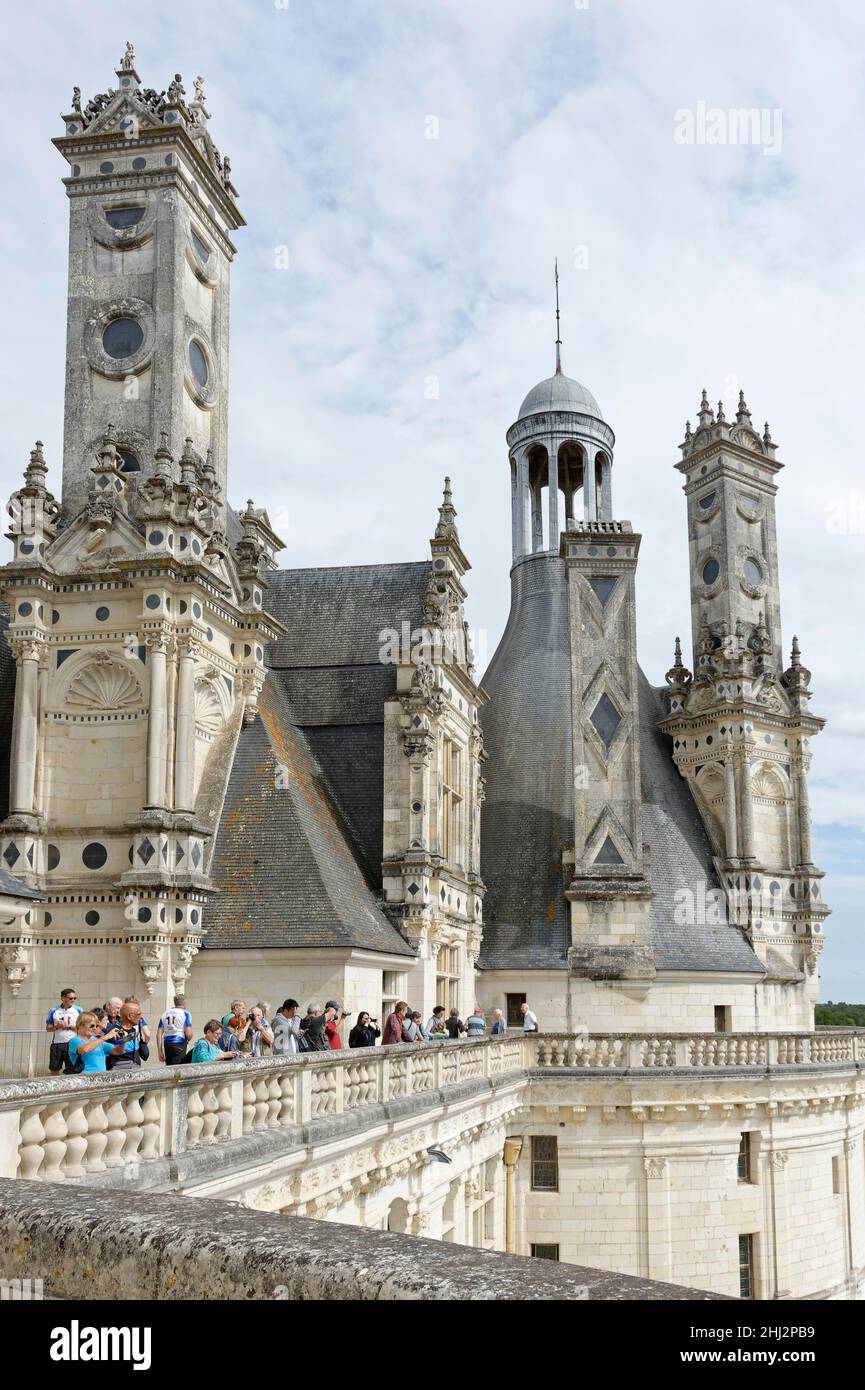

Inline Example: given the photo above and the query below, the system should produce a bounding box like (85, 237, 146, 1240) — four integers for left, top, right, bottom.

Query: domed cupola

(506, 270, 615, 562)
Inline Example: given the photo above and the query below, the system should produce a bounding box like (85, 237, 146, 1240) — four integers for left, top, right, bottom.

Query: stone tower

(0, 49, 283, 1020)
(481, 338, 655, 998)
(55, 49, 243, 520)
(659, 390, 828, 999)
(381, 481, 488, 1018)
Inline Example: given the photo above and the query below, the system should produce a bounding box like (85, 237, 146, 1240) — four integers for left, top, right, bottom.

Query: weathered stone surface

(0, 1179, 725, 1300)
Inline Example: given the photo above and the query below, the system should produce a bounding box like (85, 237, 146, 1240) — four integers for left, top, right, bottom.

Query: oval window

(189, 340, 208, 388)
(744, 558, 763, 586)
(191, 231, 211, 265)
(117, 448, 140, 472)
(698, 491, 716, 510)
(105, 206, 145, 230)
(702, 558, 720, 586)
(103, 318, 143, 359)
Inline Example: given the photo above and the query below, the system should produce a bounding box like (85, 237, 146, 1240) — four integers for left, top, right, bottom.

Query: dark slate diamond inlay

(590, 693, 622, 750)
(588, 576, 617, 606)
(191, 843, 202, 868)
(137, 838, 155, 865)
(3, 843, 20, 867)
(408, 882, 420, 896)
(595, 835, 624, 865)
(175, 843, 185, 864)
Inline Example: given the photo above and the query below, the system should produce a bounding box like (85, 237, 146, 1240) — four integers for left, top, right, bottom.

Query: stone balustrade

(0, 1031, 860, 1188)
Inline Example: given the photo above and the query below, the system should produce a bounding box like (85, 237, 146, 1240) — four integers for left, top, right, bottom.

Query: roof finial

(554, 257, 562, 375)
(435, 476, 460, 543)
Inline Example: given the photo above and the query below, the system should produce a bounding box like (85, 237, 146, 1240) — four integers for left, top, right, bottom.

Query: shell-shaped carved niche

(752, 764, 789, 801)
(66, 657, 143, 711)
(194, 676, 226, 734)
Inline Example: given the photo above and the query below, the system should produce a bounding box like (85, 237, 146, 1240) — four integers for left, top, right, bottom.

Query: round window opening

(189, 340, 208, 389)
(702, 558, 720, 586)
(117, 449, 140, 472)
(744, 558, 763, 586)
(105, 206, 145, 230)
(191, 231, 210, 265)
(103, 318, 144, 360)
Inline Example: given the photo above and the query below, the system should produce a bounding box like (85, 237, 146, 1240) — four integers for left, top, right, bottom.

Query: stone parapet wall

(0, 1179, 720, 1301)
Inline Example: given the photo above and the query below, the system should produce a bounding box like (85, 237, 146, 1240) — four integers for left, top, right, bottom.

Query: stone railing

(533, 1031, 864, 1069)
(0, 1035, 528, 1185)
(0, 1031, 859, 1186)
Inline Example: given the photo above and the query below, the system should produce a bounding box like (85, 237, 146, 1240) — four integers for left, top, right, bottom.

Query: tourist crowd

(46, 988, 540, 1074)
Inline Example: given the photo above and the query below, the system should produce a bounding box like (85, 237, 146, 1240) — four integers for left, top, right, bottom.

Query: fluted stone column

(10, 640, 43, 815)
(737, 752, 755, 862)
(530, 482, 543, 552)
(547, 439, 559, 551)
(794, 756, 813, 867)
(583, 449, 597, 522)
(146, 635, 169, 809)
(723, 755, 738, 860)
(174, 640, 196, 813)
(600, 456, 613, 520)
(515, 450, 529, 558)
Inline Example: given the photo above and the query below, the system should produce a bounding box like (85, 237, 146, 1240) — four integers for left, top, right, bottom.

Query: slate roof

(0, 866, 41, 900)
(478, 555, 764, 976)
(205, 676, 413, 954)
(204, 561, 430, 953)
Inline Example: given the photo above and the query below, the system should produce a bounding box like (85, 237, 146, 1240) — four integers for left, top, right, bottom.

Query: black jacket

(303, 1011, 332, 1052)
(349, 1024, 381, 1048)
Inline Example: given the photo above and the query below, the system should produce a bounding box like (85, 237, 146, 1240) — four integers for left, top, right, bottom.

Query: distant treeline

(815, 1002, 865, 1027)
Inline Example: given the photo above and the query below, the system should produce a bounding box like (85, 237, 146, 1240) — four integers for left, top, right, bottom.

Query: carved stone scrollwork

(767, 1150, 788, 1171)
(1, 939, 34, 997)
(402, 729, 435, 764)
(643, 1156, 667, 1179)
(128, 938, 168, 995)
(171, 936, 202, 986)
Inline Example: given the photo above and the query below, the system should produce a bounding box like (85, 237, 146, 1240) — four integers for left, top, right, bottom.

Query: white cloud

(0, 0, 863, 986)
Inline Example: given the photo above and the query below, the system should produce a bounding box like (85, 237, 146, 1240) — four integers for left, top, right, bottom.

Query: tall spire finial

(554, 258, 562, 375)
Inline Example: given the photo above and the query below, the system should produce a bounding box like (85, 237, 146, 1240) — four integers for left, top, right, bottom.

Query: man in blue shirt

(46, 988, 82, 1074)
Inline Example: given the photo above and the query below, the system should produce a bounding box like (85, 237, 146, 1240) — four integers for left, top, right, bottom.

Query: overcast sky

(1, 0, 862, 1000)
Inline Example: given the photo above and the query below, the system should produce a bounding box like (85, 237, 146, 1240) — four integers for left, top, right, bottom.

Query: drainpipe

(503, 1138, 523, 1255)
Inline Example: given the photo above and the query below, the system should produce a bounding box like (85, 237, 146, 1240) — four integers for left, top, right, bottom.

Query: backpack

(297, 1030, 314, 1054)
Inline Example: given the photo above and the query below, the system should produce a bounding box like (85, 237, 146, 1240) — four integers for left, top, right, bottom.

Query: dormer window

(105, 206, 145, 230)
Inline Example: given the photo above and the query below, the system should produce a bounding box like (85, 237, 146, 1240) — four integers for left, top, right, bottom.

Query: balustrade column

(145, 635, 169, 809)
(10, 639, 43, 815)
(174, 639, 197, 813)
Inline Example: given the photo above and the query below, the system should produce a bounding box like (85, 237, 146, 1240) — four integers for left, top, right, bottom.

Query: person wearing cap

(304, 1001, 340, 1052)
